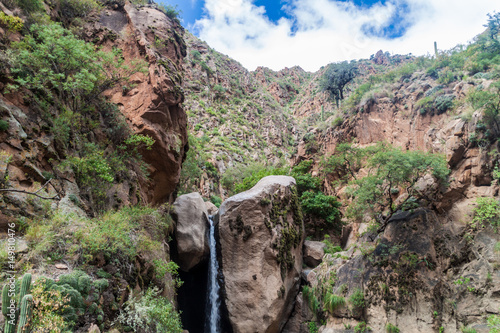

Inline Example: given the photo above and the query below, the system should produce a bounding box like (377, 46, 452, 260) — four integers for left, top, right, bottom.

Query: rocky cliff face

(95, 3, 188, 204)
(0, 2, 188, 216)
(309, 209, 500, 333)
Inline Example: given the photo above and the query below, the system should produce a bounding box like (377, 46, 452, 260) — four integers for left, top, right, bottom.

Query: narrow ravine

(206, 216, 221, 333)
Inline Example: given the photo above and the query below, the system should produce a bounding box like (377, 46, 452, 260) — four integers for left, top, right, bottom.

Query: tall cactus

(2, 284, 11, 316)
(3, 283, 15, 333)
(16, 295, 33, 333)
(18, 274, 31, 305)
(2, 274, 33, 333)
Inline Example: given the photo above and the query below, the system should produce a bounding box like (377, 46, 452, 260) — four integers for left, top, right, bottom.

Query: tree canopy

(346, 144, 449, 230)
(320, 61, 358, 107)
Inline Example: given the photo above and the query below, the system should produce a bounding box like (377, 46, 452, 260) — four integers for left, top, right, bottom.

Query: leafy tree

(8, 23, 146, 112)
(301, 191, 341, 225)
(347, 145, 449, 231)
(481, 82, 500, 138)
(320, 61, 358, 107)
(322, 142, 368, 183)
(485, 11, 500, 52)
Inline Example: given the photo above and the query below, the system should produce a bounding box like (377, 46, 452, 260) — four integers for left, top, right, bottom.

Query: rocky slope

(0, 1, 188, 331)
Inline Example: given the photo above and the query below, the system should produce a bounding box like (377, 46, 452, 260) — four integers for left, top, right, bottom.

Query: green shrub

(323, 293, 345, 313)
(425, 85, 444, 97)
(10, 23, 146, 113)
(322, 235, 342, 254)
(467, 88, 493, 110)
(386, 323, 400, 333)
(294, 174, 321, 194)
(210, 195, 222, 208)
(437, 68, 457, 84)
(228, 164, 288, 194)
(92, 279, 109, 293)
(0, 120, 9, 132)
(488, 311, 500, 333)
(471, 197, 500, 230)
(460, 326, 477, 333)
(434, 94, 455, 114)
(74, 206, 162, 262)
(0, 12, 23, 31)
(416, 96, 435, 115)
(61, 144, 114, 203)
(117, 287, 183, 333)
(300, 191, 341, 225)
(158, 4, 181, 21)
(346, 82, 373, 107)
(190, 49, 201, 60)
(349, 288, 366, 310)
(307, 321, 319, 333)
(354, 321, 371, 333)
(58, 0, 101, 20)
(16, 0, 44, 13)
(347, 145, 449, 227)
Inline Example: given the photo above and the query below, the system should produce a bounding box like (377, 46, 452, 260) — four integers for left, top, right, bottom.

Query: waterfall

(206, 216, 221, 333)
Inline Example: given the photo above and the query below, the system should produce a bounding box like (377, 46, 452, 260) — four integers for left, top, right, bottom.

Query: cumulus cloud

(193, 0, 498, 71)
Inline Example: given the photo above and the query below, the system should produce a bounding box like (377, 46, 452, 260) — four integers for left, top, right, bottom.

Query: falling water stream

(206, 216, 221, 333)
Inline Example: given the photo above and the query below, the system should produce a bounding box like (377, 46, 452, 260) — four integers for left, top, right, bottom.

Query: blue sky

(158, 0, 498, 71)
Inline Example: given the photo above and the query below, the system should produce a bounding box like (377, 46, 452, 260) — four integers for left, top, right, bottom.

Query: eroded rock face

(311, 209, 500, 333)
(218, 176, 304, 333)
(173, 193, 209, 272)
(96, 4, 188, 204)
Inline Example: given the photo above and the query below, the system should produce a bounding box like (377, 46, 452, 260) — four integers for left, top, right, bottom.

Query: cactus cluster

(2, 271, 110, 331)
(2, 273, 34, 333)
(41, 270, 107, 324)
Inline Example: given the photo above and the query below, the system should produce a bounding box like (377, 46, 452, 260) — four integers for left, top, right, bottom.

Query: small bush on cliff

(0, 12, 24, 32)
(158, 4, 181, 22)
(117, 287, 183, 333)
(223, 163, 288, 195)
(57, 0, 101, 24)
(471, 197, 500, 230)
(488, 311, 500, 333)
(0, 119, 9, 131)
(301, 191, 341, 226)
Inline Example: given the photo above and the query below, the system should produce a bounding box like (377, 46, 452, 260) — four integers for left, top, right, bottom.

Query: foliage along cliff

(0, 0, 187, 331)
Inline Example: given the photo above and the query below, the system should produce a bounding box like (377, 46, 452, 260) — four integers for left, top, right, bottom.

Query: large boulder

(218, 176, 304, 333)
(173, 193, 209, 272)
(303, 240, 326, 267)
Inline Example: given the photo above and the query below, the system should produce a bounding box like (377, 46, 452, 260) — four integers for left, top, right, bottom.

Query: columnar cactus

(16, 294, 33, 333)
(3, 283, 15, 333)
(18, 274, 31, 305)
(2, 284, 11, 316)
(2, 274, 33, 333)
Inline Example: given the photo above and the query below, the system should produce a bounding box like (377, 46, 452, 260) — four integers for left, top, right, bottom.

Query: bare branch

(0, 180, 61, 200)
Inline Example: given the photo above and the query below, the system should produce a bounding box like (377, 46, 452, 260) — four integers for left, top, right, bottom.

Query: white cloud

(192, 0, 499, 72)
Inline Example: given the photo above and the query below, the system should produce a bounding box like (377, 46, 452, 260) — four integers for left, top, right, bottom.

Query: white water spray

(206, 216, 221, 333)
